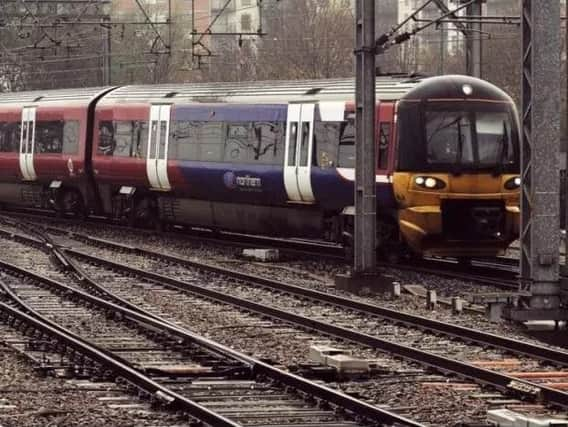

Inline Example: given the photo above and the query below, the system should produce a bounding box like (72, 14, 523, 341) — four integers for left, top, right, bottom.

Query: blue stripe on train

(173, 161, 289, 205)
(174, 104, 288, 122)
(173, 160, 396, 212)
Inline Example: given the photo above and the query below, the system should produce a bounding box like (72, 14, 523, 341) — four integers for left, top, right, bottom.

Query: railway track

(0, 210, 521, 291)
(0, 245, 415, 426)
(0, 219, 567, 424)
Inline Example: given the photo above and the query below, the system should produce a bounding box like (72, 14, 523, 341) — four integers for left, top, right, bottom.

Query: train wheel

(57, 190, 85, 219)
(132, 197, 159, 230)
(376, 217, 401, 262)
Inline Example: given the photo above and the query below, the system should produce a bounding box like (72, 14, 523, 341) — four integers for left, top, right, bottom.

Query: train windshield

(398, 102, 519, 173)
(426, 111, 515, 167)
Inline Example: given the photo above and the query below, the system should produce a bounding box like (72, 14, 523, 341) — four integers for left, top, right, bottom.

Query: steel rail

(0, 304, 241, 427)
(0, 259, 420, 426)
(0, 225, 553, 366)
(51, 234, 567, 367)
(0, 211, 521, 287)
(50, 248, 568, 409)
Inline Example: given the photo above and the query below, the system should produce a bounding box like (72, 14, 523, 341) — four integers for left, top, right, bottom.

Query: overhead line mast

(353, 0, 377, 277)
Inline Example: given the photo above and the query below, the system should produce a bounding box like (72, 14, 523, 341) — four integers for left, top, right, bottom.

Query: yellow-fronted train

(0, 74, 520, 260)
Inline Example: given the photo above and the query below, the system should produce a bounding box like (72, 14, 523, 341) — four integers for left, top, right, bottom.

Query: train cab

(392, 75, 521, 257)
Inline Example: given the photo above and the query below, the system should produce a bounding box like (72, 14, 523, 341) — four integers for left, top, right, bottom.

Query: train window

(114, 122, 133, 157)
(253, 122, 284, 164)
(198, 122, 224, 162)
(171, 120, 284, 164)
(299, 122, 311, 166)
(314, 122, 340, 168)
(149, 120, 159, 158)
(22, 121, 28, 153)
(426, 112, 474, 164)
(0, 123, 20, 152)
(133, 121, 148, 158)
(62, 121, 80, 154)
(158, 121, 168, 159)
(223, 122, 283, 164)
(338, 119, 355, 168)
(287, 122, 298, 166)
(224, 123, 252, 162)
(172, 121, 196, 161)
(97, 121, 148, 158)
(172, 121, 224, 162)
(378, 122, 390, 170)
(476, 112, 514, 165)
(98, 121, 115, 156)
(35, 121, 64, 154)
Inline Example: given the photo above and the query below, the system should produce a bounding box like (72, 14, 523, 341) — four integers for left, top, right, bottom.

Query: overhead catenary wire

(376, 0, 478, 53)
(0, 0, 270, 85)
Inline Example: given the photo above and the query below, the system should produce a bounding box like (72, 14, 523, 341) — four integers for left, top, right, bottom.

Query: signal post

(506, 0, 564, 322)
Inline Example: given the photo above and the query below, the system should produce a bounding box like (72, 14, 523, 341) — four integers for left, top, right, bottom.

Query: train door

(19, 107, 37, 181)
(284, 104, 315, 203)
(146, 105, 171, 191)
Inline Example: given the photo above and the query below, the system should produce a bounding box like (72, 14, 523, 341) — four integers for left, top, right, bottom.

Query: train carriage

(92, 79, 411, 240)
(0, 87, 113, 214)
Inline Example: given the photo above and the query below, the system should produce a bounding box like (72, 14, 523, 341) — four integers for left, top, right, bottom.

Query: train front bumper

(393, 172, 521, 258)
(398, 204, 520, 257)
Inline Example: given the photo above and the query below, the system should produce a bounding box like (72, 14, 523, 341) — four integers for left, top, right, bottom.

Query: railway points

(0, 214, 566, 425)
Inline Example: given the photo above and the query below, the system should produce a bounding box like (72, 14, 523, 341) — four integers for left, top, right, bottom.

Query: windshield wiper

(450, 118, 464, 176)
(427, 115, 463, 145)
(493, 121, 509, 176)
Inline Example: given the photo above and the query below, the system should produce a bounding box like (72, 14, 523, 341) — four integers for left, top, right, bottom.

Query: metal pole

(102, 18, 111, 85)
(565, 1, 568, 272)
(517, 0, 561, 320)
(354, 0, 376, 276)
(439, 22, 445, 75)
(466, 0, 482, 77)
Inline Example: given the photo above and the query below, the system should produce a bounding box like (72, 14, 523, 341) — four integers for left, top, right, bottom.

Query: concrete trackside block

(334, 273, 394, 294)
(487, 408, 568, 426)
(309, 345, 369, 374)
(487, 302, 505, 323)
(391, 282, 401, 298)
(325, 354, 370, 374)
(452, 297, 463, 314)
(426, 290, 437, 310)
(309, 345, 352, 365)
(242, 248, 280, 262)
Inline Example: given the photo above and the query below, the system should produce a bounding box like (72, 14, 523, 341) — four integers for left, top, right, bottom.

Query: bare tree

(254, 0, 355, 80)
(0, 1, 110, 90)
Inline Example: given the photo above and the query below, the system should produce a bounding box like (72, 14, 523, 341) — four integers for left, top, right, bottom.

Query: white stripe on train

(336, 168, 392, 184)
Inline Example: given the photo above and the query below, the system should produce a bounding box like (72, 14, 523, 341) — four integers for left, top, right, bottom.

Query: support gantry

(510, 0, 562, 321)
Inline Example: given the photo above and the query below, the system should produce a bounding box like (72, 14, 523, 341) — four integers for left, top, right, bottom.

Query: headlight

(425, 177, 437, 188)
(504, 176, 521, 190)
(414, 176, 446, 190)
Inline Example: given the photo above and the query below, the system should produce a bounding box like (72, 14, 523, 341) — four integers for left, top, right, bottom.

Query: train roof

(0, 87, 113, 108)
(0, 75, 512, 109)
(400, 75, 514, 103)
(97, 77, 423, 105)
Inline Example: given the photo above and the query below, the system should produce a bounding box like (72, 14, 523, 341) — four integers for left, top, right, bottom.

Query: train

(0, 75, 520, 259)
